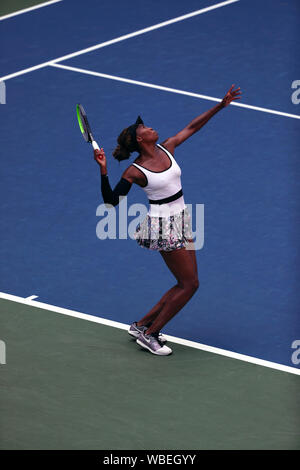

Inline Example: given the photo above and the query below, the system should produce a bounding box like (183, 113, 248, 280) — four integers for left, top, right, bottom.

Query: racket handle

(92, 140, 100, 151)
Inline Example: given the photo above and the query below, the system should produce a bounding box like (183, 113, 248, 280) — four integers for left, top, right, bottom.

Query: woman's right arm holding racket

(94, 148, 107, 175)
(94, 148, 133, 207)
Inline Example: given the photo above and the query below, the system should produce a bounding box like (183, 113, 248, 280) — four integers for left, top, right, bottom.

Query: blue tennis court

(0, 0, 299, 450)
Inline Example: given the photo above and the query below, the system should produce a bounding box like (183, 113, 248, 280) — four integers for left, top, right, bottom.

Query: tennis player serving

(94, 84, 241, 356)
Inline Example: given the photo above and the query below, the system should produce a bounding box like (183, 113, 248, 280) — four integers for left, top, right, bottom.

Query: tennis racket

(76, 104, 100, 150)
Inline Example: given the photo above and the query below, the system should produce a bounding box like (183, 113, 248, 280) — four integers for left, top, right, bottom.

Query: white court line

(0, 0, 62, 21)
(50, 63, 300, 120)
(0, 291, 299, 376)
(25, 295, 39, 301)
(0, 0, 239, 81)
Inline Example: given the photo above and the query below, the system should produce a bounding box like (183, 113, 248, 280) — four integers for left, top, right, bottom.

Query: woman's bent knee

(179, 278, 199, 292)
(191, 278, 200, 292)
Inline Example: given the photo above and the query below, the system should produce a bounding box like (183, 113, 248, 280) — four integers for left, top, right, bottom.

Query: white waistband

(147, 196, 185, 217)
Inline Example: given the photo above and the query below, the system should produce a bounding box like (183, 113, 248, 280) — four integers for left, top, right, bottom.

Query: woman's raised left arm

(189, 84, 242, 132)
(162, 85, 242, 150)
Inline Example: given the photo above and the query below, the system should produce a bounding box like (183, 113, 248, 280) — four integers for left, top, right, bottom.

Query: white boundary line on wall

(1, 292, 299, 376)
(0, 0, 62, 21)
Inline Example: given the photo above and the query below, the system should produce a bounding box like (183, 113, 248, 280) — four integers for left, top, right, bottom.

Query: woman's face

(136, 123, 158, 143)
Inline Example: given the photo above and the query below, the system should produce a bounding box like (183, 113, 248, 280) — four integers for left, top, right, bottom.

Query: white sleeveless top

(131, 143, 185, 217)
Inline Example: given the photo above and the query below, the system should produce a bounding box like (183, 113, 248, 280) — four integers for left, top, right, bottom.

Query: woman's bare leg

(137, 240, 198, 329)
(145, 242, 199, 335)
(136, 284, 179, 327)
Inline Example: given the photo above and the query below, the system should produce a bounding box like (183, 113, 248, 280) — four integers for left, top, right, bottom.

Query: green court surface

(0, 0, 54, 16)
(0, 298, 299, 450)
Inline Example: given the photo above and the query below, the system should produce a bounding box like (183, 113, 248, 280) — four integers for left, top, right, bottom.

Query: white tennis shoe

(136, 331, 172, 356)
(128, 322, 167, 343)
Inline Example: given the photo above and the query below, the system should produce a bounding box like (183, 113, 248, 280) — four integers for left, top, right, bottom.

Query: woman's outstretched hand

(94, 148, 107, 172)
(221, 84, 242, 107)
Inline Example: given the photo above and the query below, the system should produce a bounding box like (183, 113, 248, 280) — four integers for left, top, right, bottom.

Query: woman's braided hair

(112, 126, 139, 162)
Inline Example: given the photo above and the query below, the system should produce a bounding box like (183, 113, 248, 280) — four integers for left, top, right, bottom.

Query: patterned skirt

(134, 205, 193, 252)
